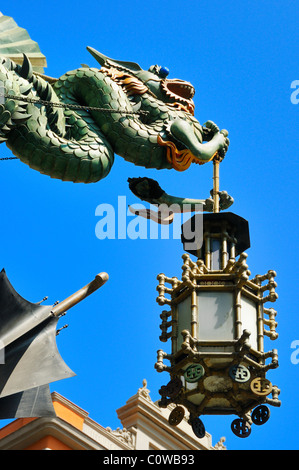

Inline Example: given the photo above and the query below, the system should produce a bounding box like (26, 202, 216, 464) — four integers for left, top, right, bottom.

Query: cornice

(0, 416, 104, 450)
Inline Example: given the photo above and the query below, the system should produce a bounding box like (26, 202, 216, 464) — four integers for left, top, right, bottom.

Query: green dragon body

(0, 47, 231, 209)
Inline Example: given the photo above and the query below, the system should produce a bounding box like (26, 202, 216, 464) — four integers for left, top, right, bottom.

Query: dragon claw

(220, 129, 229, 137)
(219, 190, 234, 209)
(204, 120, 220, 135)
(208, 190, 234, 210)
(204, 197, 215, 212)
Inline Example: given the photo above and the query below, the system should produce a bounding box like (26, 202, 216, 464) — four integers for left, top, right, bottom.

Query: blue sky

(0, 0, 298, 450)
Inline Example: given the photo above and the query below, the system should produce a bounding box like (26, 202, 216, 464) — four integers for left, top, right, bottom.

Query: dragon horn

(86, 46, 142, 72)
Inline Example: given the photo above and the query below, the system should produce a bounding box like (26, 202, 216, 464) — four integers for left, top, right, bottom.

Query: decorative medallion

(229, 364, 251, 383)
(250, 377, 272, 396)
(190, 417, 206, 439)
(159, 377, 182, 399)
(231, 418, 251, 438)
(184, 364, 205, 383)
(168, 406, 185, 426)
(251, 405, 270, 425)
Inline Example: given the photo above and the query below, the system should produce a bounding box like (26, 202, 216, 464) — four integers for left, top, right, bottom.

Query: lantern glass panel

(177, 295, 192, 349)
(240, 296, 258, 350)
(211, 238, 221, 270)
(197, 291, 234, 341)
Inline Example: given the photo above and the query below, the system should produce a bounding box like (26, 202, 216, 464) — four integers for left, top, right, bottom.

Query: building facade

(0, 380, 226, 450)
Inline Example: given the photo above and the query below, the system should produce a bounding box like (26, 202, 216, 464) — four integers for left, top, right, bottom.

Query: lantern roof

(181, 211, 250, 258)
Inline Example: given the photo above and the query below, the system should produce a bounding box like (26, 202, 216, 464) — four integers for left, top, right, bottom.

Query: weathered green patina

(0, 46, 230, 187)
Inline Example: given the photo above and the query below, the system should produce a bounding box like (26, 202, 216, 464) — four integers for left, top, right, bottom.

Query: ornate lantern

(154, 165, 280, 439)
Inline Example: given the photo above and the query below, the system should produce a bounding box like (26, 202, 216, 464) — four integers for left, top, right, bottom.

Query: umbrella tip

(95, 272, 109, 284)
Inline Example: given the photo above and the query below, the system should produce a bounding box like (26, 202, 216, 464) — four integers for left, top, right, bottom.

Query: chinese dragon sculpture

(0, 42, 232, 210)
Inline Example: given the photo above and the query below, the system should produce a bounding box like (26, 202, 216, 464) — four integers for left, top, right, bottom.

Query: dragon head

(87, 46, 195, 114)
(86, 47, 229, 171)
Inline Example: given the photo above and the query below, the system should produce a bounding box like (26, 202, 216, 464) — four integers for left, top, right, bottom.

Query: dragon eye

(159, 66, 169, 78)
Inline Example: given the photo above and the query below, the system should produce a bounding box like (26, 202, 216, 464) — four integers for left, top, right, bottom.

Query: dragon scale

(0, 48, 230, 185)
